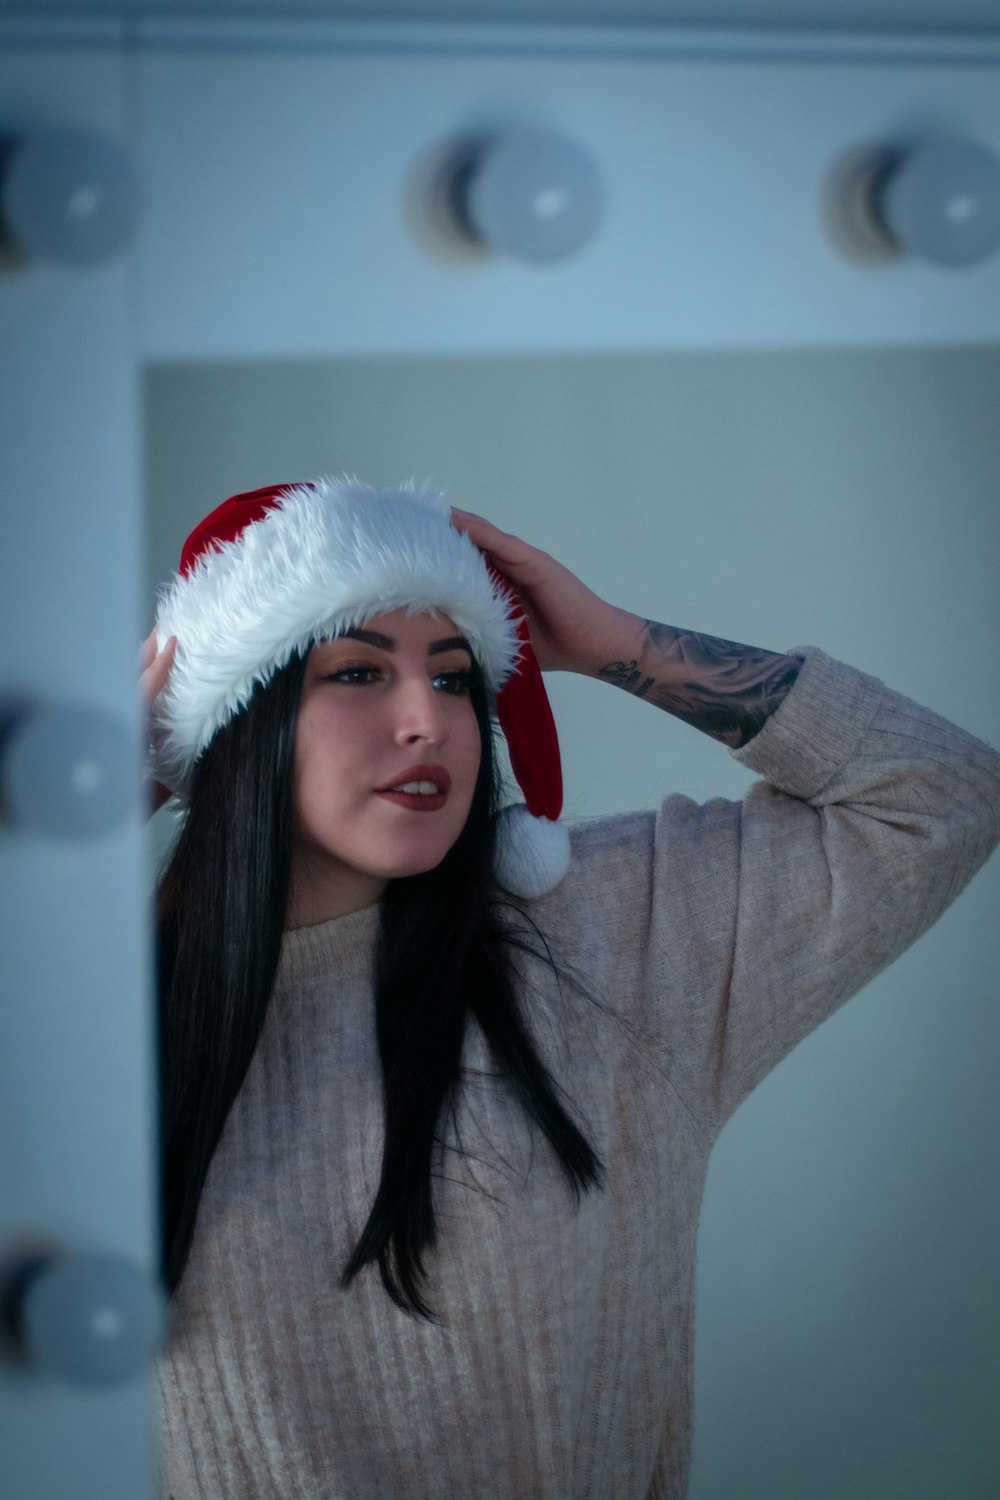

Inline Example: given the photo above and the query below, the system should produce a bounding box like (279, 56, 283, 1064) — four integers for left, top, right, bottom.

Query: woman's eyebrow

(341, 628, 471, 657)
(428, 636, 472, 658)
(341, 627, 394, 649)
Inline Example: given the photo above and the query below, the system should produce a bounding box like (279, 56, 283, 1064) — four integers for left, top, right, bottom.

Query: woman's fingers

(139, 632, 177, 815)
(450, 506, 500, 536)
(450, 507, 528, 555)
(139, 634, 177, 712)
(138, 628, 158, 672)
(451, 506, 613, 673)
(450, 508, 551, 589)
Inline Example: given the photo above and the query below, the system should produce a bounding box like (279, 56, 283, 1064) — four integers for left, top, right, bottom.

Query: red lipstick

(375, 764, 451, 813)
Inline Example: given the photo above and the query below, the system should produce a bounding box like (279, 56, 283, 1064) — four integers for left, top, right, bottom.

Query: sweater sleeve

(643, 645, 1000, 1136)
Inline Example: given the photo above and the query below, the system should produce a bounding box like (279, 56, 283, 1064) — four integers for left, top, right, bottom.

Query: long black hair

(156, 645, 606, 1323)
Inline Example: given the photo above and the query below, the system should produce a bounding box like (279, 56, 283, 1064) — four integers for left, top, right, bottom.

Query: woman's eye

(433, 670, 473, 695)
(325, 665, 379, 685)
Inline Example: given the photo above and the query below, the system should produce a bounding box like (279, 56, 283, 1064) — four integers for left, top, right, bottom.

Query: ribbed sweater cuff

(731, 645, 885, 800)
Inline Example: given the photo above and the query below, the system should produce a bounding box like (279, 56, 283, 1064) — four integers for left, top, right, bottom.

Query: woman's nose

(391, 677, 448, 747)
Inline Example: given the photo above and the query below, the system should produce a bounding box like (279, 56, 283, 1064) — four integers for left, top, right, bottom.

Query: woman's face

(286, 608, 483, 927)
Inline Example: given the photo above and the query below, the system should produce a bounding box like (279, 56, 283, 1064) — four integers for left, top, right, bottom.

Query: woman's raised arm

(451, 508, 800, 748)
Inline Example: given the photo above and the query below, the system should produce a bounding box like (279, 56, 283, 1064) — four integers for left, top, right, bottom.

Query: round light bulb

(451, 128, 606, 264)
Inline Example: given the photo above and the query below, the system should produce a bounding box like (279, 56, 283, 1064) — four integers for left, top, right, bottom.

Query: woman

(144, 476, 999, 1500)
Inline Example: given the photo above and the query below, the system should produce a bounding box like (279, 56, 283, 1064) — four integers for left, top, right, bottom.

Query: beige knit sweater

(155, 647, 1000, 1500)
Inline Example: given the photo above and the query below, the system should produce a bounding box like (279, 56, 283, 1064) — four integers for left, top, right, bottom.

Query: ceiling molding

(2, 11, 999, 62)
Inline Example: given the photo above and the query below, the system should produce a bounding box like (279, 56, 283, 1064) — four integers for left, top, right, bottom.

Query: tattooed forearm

(596, 660, 656, 698)
(596, 620, 802, 748)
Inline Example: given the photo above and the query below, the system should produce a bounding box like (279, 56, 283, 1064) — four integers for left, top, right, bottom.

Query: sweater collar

(277, 901, 380, 991)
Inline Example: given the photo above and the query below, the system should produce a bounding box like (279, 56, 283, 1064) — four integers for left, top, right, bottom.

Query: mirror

(144, 343, 999, 1497)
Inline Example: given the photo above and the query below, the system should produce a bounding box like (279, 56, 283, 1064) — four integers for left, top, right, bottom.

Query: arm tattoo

(597, 620, 801, 748)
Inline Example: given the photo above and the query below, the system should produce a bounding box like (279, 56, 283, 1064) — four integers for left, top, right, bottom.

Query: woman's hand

(451, 508, 801, 745)
(450, 508, 624, 674)
(138, 628, 177, 814)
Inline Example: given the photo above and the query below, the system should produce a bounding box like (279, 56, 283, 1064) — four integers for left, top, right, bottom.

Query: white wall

(134, 28, 1000, 358)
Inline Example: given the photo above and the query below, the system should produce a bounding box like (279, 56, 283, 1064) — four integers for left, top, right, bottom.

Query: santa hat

(152, 476, 570, 899)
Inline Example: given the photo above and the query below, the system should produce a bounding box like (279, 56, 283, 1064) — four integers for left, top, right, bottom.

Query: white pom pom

(493, 804, 571, 899)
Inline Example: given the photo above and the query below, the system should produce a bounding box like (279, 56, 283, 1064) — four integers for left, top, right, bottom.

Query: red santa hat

(152, 476, 570, 899)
